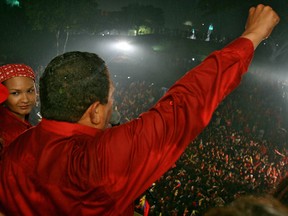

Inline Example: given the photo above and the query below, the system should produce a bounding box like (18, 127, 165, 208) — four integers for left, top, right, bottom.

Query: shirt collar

(40, 118, 101, 137)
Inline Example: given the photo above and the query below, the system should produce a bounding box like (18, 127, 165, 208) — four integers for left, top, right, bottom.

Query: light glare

(115, 41, 133, 52)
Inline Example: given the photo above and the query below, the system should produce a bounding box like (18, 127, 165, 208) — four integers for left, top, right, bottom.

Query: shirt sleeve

(92, 37, 254, 212)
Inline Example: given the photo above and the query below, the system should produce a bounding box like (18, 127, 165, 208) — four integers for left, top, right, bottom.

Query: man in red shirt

(0, 4, 279, 216)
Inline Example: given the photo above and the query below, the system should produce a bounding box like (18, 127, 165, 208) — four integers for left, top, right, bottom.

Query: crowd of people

(130, 68, 288, 215)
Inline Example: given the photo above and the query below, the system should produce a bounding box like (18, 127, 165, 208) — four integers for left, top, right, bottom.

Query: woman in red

(0, 64, 36, 150)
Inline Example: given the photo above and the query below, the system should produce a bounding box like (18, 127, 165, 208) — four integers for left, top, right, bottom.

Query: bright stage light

(114, 41, 134, 52)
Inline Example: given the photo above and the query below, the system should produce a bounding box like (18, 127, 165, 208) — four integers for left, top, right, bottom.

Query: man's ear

(89, 101, 101, 125)
(77, 101, 102, 128)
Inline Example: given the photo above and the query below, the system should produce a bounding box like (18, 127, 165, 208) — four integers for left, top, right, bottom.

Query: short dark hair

(40, 51, 110, 122)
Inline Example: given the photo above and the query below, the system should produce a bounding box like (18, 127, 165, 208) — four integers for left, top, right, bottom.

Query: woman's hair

(40, 51, 110, 122)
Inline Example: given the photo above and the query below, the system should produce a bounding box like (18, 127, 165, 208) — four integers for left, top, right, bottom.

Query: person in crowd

(0, 4, 279, 215)
(204, 195, 288, 216)
(0, 64, 36, 152)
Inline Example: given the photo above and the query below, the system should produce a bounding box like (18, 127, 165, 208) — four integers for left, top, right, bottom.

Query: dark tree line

(0, 0, 287, 65)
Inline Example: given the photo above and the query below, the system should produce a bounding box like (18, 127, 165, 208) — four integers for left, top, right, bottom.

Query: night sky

(97, 0, 201, 29)
(96, 0, 287, 35)
(96, 0, 194, 10)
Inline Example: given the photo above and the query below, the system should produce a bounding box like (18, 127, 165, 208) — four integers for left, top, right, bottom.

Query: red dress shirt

(0, 38, 254, 215)
(0, 106, 32, 148)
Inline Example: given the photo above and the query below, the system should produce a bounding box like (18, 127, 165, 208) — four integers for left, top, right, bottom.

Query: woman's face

(3, 76, 36, 120)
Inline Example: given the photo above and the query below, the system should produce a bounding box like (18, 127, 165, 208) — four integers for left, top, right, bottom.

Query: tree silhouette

(116, 3, 165, 35)
(22, 0, 100, 55)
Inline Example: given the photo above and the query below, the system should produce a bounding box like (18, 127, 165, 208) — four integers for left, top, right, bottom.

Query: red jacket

(0, 106, 32, 149)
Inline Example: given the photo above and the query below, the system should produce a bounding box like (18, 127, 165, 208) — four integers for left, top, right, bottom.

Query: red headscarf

(0, 64, 35, 83)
